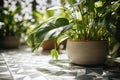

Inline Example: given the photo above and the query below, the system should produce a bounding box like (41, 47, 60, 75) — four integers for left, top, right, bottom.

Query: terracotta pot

(41, 40, 56, 50)
(2, 36, 20, 49)
(66, 40, 109, 65)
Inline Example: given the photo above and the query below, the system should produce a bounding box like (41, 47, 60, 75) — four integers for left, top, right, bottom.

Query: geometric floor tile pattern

(0, 54, 13, 80)
(0, 46, 120, 80)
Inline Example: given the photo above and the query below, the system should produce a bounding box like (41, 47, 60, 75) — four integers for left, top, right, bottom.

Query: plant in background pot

(0, 6, 28, 49)
(27, 18, 70, 51)
(27, 7, 68, 50)
(27, 0, 112, 65)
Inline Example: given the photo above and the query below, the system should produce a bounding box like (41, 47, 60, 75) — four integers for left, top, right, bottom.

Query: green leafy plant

(0, 6, 28, 38)
(27, 0, 113, 60)
(103, 0, 120, 65)
(27, 17, 71, 51)
(27, 7, 68, 49)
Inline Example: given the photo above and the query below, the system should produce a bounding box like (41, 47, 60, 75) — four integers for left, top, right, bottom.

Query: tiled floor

(0, 46, 120, 80)
(0, 54, 13, 80)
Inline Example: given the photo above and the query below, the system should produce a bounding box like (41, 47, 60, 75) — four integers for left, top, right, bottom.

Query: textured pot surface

(66, 40, 109, 65)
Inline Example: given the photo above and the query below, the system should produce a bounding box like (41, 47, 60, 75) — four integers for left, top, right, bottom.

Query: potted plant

(0, 6, 28, 49)
(27, 7, 67, 50)
(27, 0, 112, 65)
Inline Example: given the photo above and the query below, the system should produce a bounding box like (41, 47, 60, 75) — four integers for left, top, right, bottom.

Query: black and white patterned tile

(0, 47, 120, 80)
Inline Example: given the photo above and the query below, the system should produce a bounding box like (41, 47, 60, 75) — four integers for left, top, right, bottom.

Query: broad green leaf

(67, 0, 77, 5)
(51, 49, 59, 60)
(45, 23, 73, 40)
(55, 18, 69, 27)
(57, 34, 69, 45)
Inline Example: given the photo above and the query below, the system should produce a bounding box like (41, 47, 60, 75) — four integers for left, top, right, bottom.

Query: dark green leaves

(86, 0, 95, 12)
(67, 0, 77, 5)
(55, 18, 69, 27)
(27, 18, 72, 51)
(0, 6, 23, 37)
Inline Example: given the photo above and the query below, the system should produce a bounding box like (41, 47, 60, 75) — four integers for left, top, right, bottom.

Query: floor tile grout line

(1, 53, 15, 80)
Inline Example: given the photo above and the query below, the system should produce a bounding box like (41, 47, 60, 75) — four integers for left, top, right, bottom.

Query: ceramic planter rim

(67, 39, 108, 42)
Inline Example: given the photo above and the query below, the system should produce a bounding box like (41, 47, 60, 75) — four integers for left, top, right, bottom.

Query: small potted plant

(0, 6, 28, 49)
(27, 0, 114, 65)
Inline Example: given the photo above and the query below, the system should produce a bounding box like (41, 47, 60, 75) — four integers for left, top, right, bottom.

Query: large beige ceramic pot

(2, 36, 20, 49)
(66, 40, 109, 65)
